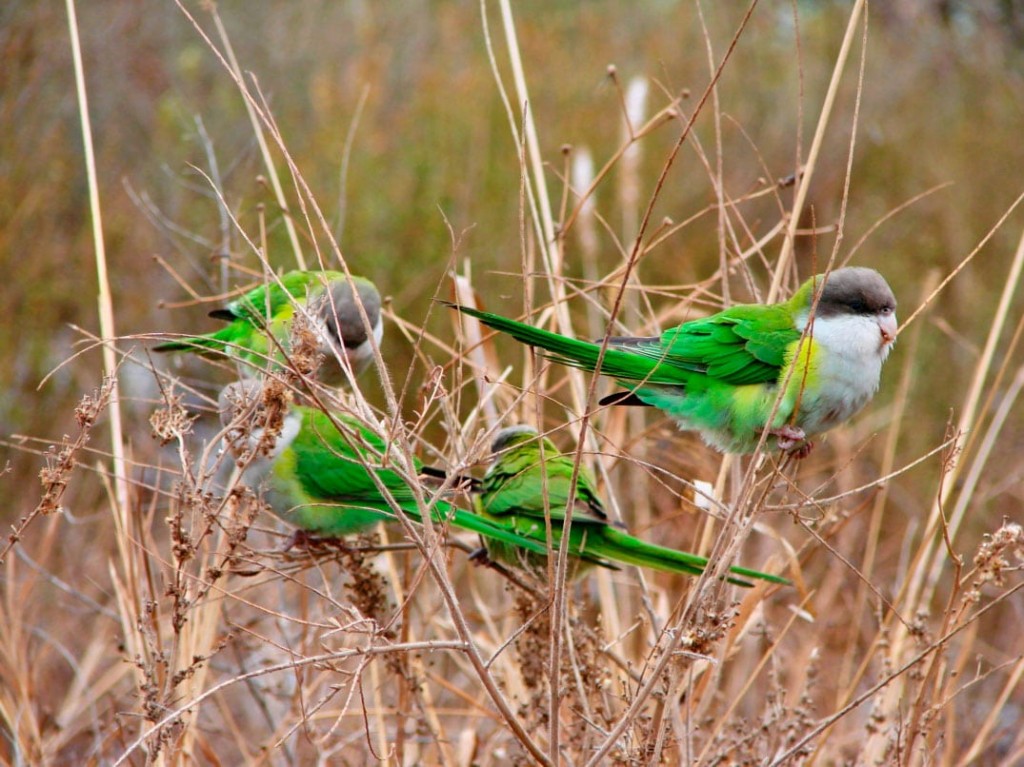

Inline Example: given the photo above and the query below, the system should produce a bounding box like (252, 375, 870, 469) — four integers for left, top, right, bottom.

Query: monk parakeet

(157, 270, 382, 385)
(474, 425, 787, 585)
(217, 381, 563, 558)
(451, 268, 896, 455)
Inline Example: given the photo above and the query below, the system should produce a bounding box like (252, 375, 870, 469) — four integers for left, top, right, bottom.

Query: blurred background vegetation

(3, 1, 1024, 761)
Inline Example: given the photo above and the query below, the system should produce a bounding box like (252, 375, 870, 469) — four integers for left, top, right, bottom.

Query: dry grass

(3, 2, 1024, 765)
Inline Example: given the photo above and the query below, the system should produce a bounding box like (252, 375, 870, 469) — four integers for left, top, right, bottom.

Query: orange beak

(879, 313, 898, 346)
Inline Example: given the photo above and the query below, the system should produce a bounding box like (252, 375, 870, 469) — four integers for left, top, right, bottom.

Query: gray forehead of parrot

(816, 267, 896, 318)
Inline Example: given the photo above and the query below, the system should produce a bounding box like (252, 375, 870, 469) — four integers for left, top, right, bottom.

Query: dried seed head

(150, 389, 197, 446)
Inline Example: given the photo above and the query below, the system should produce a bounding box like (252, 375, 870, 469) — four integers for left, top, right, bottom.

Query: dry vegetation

(3, 1, 1024, 764)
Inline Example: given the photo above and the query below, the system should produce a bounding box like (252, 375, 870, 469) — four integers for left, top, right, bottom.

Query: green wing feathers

(657, 305, 800, 385)
(290, 408, 416, 506)
(155, 270, 343, 356)
(226, 270, 342, 323)
(153, 328, 243, 354)
(451, 302, 803, 393)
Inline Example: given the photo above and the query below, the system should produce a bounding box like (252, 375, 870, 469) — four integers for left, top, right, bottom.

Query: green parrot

(157, 270, 382, 385)
(451, 267, 896, 455)
(217, 381, 567, 559)
(474, 425, 787, 585)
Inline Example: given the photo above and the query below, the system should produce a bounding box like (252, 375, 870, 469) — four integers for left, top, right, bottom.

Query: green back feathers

(155, 269, 347, 356)
(219, 270, 346, 325)
(479, 428, 608, 527)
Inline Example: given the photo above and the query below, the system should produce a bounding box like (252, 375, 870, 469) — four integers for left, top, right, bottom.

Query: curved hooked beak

(879, 313, 898, 346)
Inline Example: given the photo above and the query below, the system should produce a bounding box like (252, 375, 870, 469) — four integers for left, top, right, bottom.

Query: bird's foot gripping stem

(769, 425, 814, 459)
(467, 546, 493, 566)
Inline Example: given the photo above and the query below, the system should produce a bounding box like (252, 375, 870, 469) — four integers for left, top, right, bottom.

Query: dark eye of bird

(325, 318, 342, 345)
(847, 298, 868, 314)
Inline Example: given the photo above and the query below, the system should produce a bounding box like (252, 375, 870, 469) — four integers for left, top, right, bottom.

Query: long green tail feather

(587, 531, 706, 578)
(447, 303, 692, 386)
(598, 527, 787, 585)
(441, 505, 610, 566)
(439, 500, 786, 587)
(391, 499, 610, 565)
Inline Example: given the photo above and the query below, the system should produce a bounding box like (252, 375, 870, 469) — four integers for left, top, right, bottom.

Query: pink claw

(770, 425, 814, 458)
